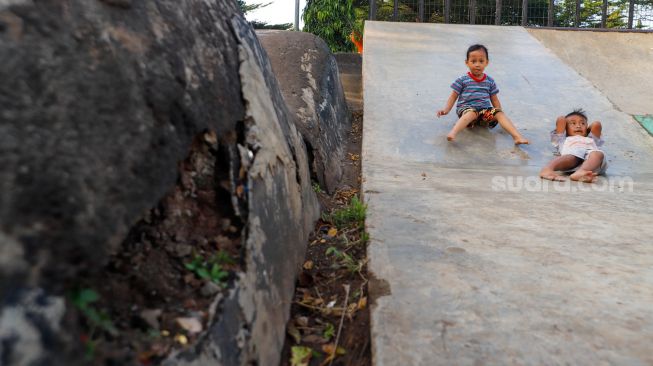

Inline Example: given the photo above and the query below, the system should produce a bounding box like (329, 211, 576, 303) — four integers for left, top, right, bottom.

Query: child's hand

(436, 109, 448, 118)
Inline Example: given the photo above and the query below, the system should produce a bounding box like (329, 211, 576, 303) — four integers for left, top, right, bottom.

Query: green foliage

(238, 0, 294, 30)
(327, 196, 366, 228)
(326, 246, 364, 273)
(185, 254, 230, 286)
(323, 323, 336, 340)
(215, 250, 237, 265)
(554, 0, 628, 27)
(303, 0, 356, 52)
(312, 182, 323, 193)
(362, 0, 646, 29)
(250, 21, 294, 30)
(237, 0, 271, 15)
(71, 289, 118, 337)
(290, 346, 314, 366)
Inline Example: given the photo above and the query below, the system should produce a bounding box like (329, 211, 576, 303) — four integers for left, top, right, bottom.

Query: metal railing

(368, 0, 653, 29)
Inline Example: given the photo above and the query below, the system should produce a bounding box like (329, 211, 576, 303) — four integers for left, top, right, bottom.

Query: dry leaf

(176, 317, 203, 334)
(357, 296, 367, 310)
(303, 260, 314, 270)
(327, 228, 338, 237)
(321, 344, 346, 365)
(295, 316, 309, 327)
(347, 302, 358, 315)
(302, 334, 328, 344)
(174, 334, 188, 345)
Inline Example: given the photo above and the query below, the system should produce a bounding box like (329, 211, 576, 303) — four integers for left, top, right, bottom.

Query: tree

(238, 0, 293, 30)
(303, 0, 356, 52)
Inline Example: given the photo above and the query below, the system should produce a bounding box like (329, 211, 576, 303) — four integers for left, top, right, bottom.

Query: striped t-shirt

(451, 72, 499, 112)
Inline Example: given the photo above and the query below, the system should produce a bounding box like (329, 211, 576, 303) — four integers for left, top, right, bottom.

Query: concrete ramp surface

(362, 22, 653, 365)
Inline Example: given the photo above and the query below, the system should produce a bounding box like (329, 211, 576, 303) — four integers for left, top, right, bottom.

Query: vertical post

(294, 0, 300, 31)
(393, 0, 399, 21)
(495, 0, 502, 25)
(574, 0, 581, 27)
(521, 0, 528, 26)
(419, 0, 425, 22)
(547, 0, 554, 26)
(628, 0, 635, 28)
(470, 0, 476, 24)
(445, 0, 451, 23)
(369, 0, 377, 20)
(601, 0, 607, 27)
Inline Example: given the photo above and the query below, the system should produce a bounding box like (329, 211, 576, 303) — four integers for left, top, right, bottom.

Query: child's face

(465, 49, 488, 77)
(565, 115, 588, 136)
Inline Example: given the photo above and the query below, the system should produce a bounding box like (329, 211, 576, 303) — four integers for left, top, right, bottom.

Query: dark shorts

(456, 107, 502, 128)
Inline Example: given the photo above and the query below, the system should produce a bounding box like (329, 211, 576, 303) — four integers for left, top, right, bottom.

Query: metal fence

(368, 0, 653, 29)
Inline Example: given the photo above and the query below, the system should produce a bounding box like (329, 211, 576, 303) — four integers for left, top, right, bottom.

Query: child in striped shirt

(436, 44, 529, 145)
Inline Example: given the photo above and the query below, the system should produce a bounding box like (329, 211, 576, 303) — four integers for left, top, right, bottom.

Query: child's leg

(570, 151, 604, 183)
(540, 155, 583, 181)
(447, 111, 478, 141)
(494, 112, 529, 145)
(588, 121, 602, 138)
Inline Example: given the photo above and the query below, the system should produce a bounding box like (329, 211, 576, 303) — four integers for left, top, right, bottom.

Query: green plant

(312, 182, 323, 193)
(303, 0, 356, 52)
(215, 250, 236, 265)
(290, 346, 313, 366)
(185, 254, 229, 286)
(326, 246, 363, 273)
(71, 289, 118, 336)
(323, 323, 336, 340)
(328, 196, 366, 228)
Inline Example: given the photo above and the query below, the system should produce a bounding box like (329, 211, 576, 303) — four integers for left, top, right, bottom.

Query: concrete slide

(362, 22, 653, 365)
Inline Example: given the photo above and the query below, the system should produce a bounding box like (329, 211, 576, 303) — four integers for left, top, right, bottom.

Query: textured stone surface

(257, 30, 351, 194)
(0, 1, 318, 364)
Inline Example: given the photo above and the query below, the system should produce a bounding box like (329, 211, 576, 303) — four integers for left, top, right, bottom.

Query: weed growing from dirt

(184, 254, 229, 286)
(326, 196, 366, 229)
(70, 288, 118, 360)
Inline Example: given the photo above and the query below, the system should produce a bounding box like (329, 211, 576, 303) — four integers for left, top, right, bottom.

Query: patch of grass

(326, 246, 364, 273)
(184, 254, 229, 287)
(328, 196, 366, 229)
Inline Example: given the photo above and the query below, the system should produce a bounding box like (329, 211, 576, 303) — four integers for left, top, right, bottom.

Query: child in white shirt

(540, 109, 606, 183)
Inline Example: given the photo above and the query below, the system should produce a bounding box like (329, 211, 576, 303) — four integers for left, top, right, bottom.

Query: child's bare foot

(514, 137, 529, 145)
(540, 172, 567, 182)
(570, 169, 598, 183)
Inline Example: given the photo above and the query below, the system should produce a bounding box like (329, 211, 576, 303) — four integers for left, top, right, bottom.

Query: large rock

(257, 30, 351, 194)
(0, 1, 318, 364)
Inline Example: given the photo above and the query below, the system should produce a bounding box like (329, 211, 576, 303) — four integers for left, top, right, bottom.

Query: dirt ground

(64, 111, 367, 366)
(279, 111, 370, 366)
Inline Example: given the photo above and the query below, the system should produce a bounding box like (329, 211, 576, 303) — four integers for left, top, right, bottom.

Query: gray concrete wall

(335, 53, 363, 112)
(528, 29, 653, 116)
